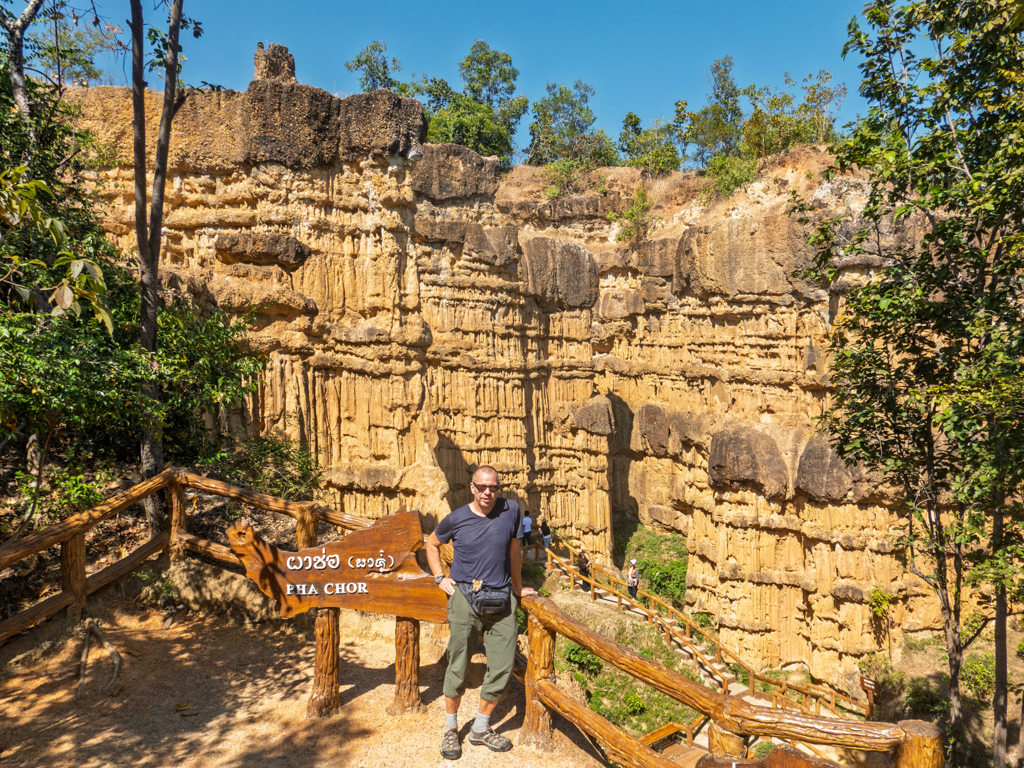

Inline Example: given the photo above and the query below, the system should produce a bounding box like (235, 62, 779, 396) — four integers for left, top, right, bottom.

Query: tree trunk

(129, 0, 184, 536)
(993, 495, 1007, 768)
(0, 0, 46, 147)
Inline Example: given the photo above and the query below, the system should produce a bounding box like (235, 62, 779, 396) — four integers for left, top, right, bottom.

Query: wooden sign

(227, 510, 448, 623)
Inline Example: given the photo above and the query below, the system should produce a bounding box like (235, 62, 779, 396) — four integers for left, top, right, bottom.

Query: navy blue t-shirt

(433, 498, 521, 589)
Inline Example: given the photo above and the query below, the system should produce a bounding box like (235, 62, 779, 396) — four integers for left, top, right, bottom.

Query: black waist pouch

(458, 582, 510, 616)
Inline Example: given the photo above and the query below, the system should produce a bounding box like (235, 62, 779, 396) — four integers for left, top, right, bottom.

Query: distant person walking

(521, 510, 533, 546)
(540, 520, 551, 550)
(627, 559, 639, 601)
(577, 550, 590, 592)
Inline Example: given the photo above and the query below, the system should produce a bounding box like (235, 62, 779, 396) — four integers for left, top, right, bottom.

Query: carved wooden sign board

(227, 510, 448, 623)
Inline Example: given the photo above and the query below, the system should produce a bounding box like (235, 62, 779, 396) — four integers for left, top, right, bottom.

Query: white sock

(472, 712, 490, 734)
(446, 713, 457, 731)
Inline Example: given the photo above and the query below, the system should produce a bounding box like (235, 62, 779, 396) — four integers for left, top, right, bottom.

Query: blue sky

(104, 0, 871, 149)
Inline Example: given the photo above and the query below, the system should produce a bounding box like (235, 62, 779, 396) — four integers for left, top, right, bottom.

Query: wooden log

(61, 532, 87, 624)
(84, 532, 170, 595)
(893, 720, 943, 768)
(295, 505, 318, 550)
(178, 532, 243, 567)
(521, 613, 557, 748)
(307, 606, 341, 718)
(310, 503, 371, 531)
(389, 616, 422, 714)
(0, 590, 74, 645)
(296, 507, 342, 719)
(1, 532, 169, 645)
(169, 481, 187, 563)
(0, 468, 173, 570)
(522, 596, 905, 752)
(708, 721, 746, 758)
(535, 679, 677, 768)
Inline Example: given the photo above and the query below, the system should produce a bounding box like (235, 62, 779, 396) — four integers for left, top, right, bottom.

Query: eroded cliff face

(72, 46, 939, 694)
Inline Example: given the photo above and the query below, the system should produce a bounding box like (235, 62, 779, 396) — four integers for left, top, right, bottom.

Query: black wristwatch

(435, 574, 445, 584)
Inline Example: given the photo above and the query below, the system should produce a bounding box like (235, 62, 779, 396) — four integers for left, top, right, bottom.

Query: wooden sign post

(228, 510, 447, 717)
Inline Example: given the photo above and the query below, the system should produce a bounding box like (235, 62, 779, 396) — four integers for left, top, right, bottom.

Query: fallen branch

(75, 620, 122, 698)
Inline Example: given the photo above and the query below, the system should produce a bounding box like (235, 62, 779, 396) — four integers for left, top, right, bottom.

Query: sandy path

(0, 605, 605, 768)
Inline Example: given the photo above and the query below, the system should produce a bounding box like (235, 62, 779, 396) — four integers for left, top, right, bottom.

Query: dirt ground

(0, 598, 605, 768)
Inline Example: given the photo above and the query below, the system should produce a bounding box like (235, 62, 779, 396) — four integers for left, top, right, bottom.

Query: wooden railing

(520, 595, 943, 768)
(545, 540, 870, 720)
(0, 466, 370, 645)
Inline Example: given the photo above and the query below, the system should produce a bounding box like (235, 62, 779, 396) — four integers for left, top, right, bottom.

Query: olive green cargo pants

(443, 587, 519, 702)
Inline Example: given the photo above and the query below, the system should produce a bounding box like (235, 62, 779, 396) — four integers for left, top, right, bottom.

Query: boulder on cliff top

(708, 424, 789, 499)
(409, 144, 501, 202)
(245, 82, 425, 167)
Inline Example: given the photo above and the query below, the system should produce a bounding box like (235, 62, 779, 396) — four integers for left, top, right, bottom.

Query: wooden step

(663, 743, 707, 767)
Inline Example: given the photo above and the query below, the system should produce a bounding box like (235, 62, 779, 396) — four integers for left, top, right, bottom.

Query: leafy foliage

(618, 113, 679, 177)
(961, 653, 996, 703)
(345, 40, 401, 92)
(564, 642, 603, 675)
(607, 186, 655, 242)
(619, 527, 689, 608)
(527, 80, 618, 166)
(197, 434, 321, 502)
(684, 57, 744, 167)
(793, 0, 1024, 752)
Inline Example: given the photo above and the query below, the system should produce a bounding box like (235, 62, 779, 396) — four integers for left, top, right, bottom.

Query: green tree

(345, 40, 401, 92)
(457, 40, 528, 136)
(527, 80, 618, 166)
(618, 113, 680, 178)
(685, 56, 743, 167)
(27, 3, 119, 88)
(796, 2, 1024, 763)
(426, 92, 513, 163)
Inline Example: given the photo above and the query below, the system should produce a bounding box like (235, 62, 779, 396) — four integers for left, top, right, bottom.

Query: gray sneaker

(441, 727, 461, 760)
(468, 727, 512, 753)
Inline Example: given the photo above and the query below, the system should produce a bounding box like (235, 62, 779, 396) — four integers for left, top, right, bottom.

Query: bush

(904, 677, 950, 716)
(624, 691, 645, 715)
(705, 154, 756, 197)
(198, 434, 321, 501)
(537, 158, 606, 199)
(565, 642, 602, 676)
(607, 186, 656, 242)
(961, 652, 995, 703)
(754, 741, 775, 759)
(619, 527, 688, 608)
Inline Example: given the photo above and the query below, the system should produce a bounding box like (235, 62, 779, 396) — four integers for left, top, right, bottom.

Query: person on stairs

(627, 558, 640, 601)
(425, 465, 537, 761)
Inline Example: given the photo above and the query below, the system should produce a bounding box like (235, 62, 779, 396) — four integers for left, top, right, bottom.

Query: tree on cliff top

(797, 1, 1024, 763)
(526, 80, 617, 166)
(345, 40, 401, 92)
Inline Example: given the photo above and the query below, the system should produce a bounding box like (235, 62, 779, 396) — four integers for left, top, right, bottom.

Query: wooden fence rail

(520, 595, 943, 768)
(0, 467, 371, 645)
(545, 540, 870, 720)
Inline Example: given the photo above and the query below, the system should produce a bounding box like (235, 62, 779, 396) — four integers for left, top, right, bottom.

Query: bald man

(425, 465, 537, 760)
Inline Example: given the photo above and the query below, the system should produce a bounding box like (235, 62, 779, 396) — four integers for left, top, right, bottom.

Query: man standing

(426, 466, 537, 760)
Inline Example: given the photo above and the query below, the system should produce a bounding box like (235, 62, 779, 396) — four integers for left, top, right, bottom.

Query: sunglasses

(472, 483, 500, 493)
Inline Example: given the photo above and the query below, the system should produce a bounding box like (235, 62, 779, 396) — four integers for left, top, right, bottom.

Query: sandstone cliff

(71, 45, 939, 695)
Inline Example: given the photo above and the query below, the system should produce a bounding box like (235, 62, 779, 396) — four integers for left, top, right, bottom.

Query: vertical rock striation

(72, 49, 939, 694)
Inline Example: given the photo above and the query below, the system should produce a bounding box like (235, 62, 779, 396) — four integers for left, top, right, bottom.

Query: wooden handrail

(0, 468, 175, 571)
(523, 595, 910, 752)
(547, 540, 867, 717)
(535, 678, 678, 768)
(0, 467, 372, 645)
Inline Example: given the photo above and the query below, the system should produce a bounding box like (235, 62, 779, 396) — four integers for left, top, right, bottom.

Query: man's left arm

(510, 537, 537, 598)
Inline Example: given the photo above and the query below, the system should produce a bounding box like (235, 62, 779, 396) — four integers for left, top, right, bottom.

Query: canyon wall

(72, 45, 939, 694)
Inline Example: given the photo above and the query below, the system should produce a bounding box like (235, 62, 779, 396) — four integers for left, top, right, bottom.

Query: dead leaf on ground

(175, 700, 190, 711)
